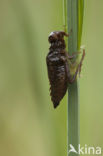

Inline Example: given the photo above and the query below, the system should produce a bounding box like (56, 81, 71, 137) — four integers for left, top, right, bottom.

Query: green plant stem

(67, 0, 84, 155)
(67, 1, 79, 155)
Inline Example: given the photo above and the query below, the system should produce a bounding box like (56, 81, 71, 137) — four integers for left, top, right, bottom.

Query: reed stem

(66, 0, 84, 155)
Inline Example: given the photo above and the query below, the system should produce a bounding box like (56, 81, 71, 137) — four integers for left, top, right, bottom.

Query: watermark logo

(68, 144, 102, 155)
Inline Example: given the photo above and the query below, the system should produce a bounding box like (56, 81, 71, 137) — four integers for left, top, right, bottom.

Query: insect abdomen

(46, 52, 67, 108)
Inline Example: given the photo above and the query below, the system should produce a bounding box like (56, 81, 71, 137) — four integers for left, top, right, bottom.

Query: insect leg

(65, 52, 80, 69)
(65, 51, 81, 59)
(66, 49, 85, 83)
(66, 61, 79, 84)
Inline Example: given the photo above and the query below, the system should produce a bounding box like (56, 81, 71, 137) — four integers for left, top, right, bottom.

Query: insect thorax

(50, 40, 66, 51)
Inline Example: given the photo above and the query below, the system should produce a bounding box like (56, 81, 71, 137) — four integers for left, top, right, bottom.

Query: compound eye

(48, 35, 57, 43)
(48, 36, 54, 43)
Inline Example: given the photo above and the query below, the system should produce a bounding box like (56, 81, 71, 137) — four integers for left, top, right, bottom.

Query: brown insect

(46, 31, 85, 108)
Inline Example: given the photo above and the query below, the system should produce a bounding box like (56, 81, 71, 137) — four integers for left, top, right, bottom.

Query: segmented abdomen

(46, 52, 67, 108)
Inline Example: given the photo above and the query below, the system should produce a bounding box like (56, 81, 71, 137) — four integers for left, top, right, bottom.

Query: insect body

(46, 31, 85, 108)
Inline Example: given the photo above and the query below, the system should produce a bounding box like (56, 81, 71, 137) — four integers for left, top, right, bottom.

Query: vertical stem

(63, 0, 84, 155)
(67, 0, 79, 155)
(68, 82, 79, 156)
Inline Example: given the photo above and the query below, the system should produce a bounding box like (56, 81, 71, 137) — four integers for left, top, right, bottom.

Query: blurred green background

(0, 0, 103, 156)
